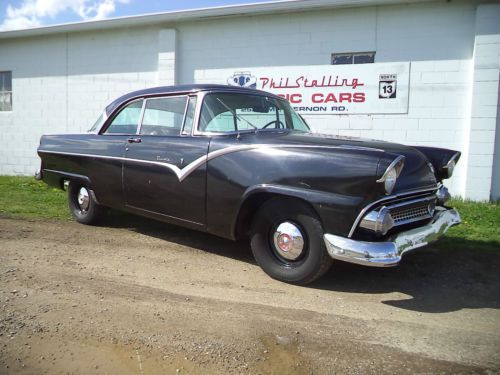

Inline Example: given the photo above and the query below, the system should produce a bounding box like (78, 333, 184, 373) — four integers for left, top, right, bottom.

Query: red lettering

(339, 93, 352, 103)
(312, 93, 324, 103)
(324, 93, 338, 103)
(353, 93, 365, 102)
(277, 93, 302, 103)
(289, 93, 302, 103)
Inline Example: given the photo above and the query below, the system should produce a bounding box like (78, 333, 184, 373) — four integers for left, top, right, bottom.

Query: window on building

(0, 71, 12, 111)
(331, 52, 375, 65)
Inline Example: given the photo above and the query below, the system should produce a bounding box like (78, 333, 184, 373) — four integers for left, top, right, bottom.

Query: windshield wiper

(216, 98, 258, 130)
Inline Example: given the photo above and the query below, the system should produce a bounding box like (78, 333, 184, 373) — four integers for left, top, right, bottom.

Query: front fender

(233, 184, 364, 239)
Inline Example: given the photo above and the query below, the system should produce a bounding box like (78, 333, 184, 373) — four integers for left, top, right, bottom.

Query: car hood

(253, 130, 438, 193)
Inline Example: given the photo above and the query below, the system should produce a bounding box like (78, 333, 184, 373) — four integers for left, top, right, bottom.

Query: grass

(0, 176, 498, 249)
(0, 176, 70, 220)
(440, 198, 499, 252)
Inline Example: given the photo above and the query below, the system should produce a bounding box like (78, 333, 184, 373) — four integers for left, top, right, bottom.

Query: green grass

(440, 198, 500, 252)
(0, 176, 498, 249)
(446, 198, 500, 243)
(0, 176, 70, 220)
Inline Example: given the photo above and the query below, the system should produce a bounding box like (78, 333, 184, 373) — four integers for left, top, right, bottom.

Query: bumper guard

(324, 208, 461, 267)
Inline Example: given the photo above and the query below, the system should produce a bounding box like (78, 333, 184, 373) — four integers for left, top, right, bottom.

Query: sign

(379, 74, 397, 99)
(195, 62, 410, 114)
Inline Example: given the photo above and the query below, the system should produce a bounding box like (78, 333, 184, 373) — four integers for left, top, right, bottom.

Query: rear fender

(42, 169, 92, 191)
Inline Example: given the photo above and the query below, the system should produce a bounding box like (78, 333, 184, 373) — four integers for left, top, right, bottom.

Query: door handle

(127, 137, 142, 143)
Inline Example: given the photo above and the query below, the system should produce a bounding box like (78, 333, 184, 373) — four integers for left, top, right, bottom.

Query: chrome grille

(388, 197, 435, 226)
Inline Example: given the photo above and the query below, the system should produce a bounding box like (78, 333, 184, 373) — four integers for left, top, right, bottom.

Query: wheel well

(234, 193, 321, 240)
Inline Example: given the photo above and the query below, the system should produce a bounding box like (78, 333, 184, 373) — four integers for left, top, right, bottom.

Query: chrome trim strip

(348, 186, 439, 238)
(386, 195, 435, 210)
(39, 143, 383, 183)
(443, 151, 461, 171)
(136, 98, 147, 135)
(376, 155, 405, 183)
(448, 151, 460, 165)
(325, 208, 461, 267)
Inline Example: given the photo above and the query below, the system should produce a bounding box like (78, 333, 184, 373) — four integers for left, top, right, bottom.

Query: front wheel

(68, 183, 104, 225)
(250, 198, 333, 284)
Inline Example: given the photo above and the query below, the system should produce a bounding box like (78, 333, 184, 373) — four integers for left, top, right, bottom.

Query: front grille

(388, 198, 435, 226)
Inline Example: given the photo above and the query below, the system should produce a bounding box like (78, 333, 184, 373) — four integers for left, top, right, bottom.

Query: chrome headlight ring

(376, 155, 405, 195)
(442, 152, 460, 179)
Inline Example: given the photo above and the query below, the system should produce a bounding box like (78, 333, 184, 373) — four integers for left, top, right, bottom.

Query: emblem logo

(227, 71, 257, 89)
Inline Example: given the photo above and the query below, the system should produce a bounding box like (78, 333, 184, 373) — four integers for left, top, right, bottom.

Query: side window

(103, 100, 143, 134)
(181, 96, 197, 135)
(140, 96, 187, 136)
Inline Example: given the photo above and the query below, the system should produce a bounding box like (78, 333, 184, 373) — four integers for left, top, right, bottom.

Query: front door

(123, 95, 209, 226)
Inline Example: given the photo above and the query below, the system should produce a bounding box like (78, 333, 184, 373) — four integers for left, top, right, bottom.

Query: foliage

(0, 177, 498, 250)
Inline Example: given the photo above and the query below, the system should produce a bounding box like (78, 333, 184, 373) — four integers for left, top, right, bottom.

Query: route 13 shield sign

(379, 74, 397, 99)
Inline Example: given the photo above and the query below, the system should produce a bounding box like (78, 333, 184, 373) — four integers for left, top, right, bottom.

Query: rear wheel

(68, 183, 104, 225)
(250, 198, 333, 284)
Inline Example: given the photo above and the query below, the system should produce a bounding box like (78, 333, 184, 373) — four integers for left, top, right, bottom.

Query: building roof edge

(0, 0, 436, 39)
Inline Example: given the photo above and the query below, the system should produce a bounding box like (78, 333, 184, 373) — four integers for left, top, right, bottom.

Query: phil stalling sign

(195, 62, 410, 115)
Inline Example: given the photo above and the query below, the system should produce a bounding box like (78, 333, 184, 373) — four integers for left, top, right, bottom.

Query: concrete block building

(0, 0, 499, 200)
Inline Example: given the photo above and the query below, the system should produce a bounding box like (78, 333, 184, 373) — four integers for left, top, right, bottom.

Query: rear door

(123, 95, 209, 226)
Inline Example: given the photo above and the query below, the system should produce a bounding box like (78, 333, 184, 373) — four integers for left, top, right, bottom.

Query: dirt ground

(0, 214, 499, 374)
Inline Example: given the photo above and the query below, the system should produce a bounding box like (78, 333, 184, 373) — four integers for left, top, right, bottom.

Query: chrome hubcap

(272, 222, 305, 261)
(77, 187, 90, 211)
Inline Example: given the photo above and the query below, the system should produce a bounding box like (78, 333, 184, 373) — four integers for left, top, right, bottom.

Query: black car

(36, 84, 461, 284)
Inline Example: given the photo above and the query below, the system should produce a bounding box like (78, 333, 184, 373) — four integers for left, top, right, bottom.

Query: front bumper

(324, 208, 461, 267)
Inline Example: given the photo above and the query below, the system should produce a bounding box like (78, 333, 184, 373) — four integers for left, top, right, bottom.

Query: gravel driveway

(1, 215, 499, 374)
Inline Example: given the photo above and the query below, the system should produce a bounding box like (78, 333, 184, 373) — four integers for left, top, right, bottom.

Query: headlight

(442, 152, 460, 179)
(384, 167, 398, 195)
(377, 155, 405, 195)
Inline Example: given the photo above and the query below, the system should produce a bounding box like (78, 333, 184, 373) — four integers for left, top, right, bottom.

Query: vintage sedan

(36, 84, 461, 284)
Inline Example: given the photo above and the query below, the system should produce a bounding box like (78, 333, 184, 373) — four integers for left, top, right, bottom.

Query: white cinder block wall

(0, 0, 499, 200)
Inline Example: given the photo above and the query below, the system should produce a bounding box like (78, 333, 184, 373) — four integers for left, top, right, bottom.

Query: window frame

(138, 95, 190, 137)
(181, 96, 198, 136)
(331, 52, 376, 65)
(0, 71, 13, 112)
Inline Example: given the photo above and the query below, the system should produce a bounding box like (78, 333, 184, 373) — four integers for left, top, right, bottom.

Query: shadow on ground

(102, 210, 255, 265)
(314, 237, 500, 313)
(101, 210, 500, 314)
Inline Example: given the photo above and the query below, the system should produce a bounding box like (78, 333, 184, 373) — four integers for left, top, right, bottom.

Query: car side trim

(38, 143, 384, 183)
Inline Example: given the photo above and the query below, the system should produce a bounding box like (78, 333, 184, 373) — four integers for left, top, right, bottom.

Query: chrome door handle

(127, 137, 142, 143)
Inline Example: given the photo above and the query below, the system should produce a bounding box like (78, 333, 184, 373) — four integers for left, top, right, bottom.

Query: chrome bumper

(324, 208, 461, 267)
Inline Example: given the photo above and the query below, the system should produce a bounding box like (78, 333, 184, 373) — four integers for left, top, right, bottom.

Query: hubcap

(77, 187, 90, 212)
(272, 222, 305, 261)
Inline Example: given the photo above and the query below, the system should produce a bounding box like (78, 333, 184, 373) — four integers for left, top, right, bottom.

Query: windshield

(199, 93, 310, 133)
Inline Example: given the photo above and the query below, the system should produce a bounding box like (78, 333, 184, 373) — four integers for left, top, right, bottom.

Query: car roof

(105, 84, 283, 115)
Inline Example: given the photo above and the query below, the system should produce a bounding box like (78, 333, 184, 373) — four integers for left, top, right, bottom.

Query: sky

(0, 0, 277, 31)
